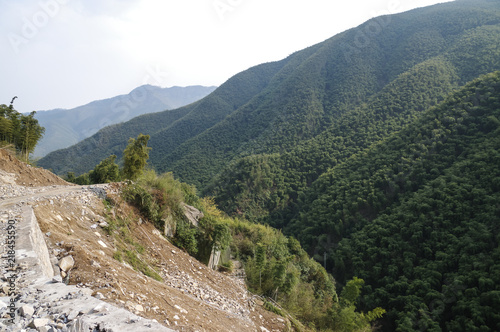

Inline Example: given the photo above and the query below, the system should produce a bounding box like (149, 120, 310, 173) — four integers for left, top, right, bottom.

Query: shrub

(174, 221, 199, 255)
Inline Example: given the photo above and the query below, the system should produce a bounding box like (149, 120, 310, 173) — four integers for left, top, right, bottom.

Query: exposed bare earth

(0, 149, 69, 187)
(0, 149, 287, 331)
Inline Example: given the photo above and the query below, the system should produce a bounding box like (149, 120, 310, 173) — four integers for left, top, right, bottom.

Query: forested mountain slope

(290, 71, 500, 331)
(156, 0, 500, 189)
(40, 1, 500, 183)
(33, 85, 216, 157)
(208, 0, 500, 225)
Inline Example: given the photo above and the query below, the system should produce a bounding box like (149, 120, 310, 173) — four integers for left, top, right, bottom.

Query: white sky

(1, 0, 453, 112)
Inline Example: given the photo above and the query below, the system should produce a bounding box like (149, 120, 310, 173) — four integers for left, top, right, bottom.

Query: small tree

(20, 111, 44, 161)
(212, 223, 232, 252)
(89, 155, 121, 184)
(255, 243, 267, 289)
(122, 134, 151, 181)
(0, 103, 44, 161)
(328, 277, 386, 330)
(66, 172, 76, 183)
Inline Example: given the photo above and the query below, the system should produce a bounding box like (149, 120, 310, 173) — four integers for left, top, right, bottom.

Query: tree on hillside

(89, 154, 121, 184)
(0, 103, 44, 161)
(122, 134, 151, 181)
(20, 111, 45, 161)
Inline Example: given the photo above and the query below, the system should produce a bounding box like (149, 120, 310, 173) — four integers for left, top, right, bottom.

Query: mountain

(203, 0, 500, 222)
(33, 85, 216, 157)
(289, 71, 500, 331)
(152, 0, 500, 190)
(37, 64, 283, 175)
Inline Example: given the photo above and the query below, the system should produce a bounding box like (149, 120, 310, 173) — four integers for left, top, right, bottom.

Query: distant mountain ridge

(33, 85, 216, 157)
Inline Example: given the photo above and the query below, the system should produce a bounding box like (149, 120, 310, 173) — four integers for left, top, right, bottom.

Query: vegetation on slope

(208, 56, 461, 224)
(289, 72, 500, 331)
(0, 102, 44, 161)
(208, 9, 500, 226)
(120, 168, 385, 331)
(73, 131, 384, 330)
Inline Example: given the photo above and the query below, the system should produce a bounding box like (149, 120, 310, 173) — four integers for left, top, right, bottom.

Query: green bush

(174, 221, 199, 255)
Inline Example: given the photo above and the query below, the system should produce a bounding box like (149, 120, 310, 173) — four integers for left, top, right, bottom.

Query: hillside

(2, 149, 389, 331)
(201, 1, 500, 226)
(289, 71, 500, 330)
(33, 85, 216, 157)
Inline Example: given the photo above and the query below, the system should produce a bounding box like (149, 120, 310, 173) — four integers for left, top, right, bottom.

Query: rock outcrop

(182, 203, 204, 227)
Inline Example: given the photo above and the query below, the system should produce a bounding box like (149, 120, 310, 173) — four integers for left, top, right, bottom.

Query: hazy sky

(1, 0, 453, 112)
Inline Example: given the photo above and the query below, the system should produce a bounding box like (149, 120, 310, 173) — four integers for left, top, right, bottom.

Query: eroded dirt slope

(0, 149, 69, 187)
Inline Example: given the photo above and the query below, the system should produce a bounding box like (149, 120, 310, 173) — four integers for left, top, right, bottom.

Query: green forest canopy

(0, 103, 44, 161)
(288, 72, 500, 331)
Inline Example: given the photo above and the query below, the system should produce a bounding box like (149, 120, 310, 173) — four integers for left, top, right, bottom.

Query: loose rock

(19, 304, 35, 317)
(58, 255, 74, 272)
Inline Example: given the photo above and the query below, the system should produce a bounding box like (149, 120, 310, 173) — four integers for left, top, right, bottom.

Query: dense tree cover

(288, 72, 500, 330)
(0, 103, 45, 161)
(208, 57, 460, 224)
(208, 13, 500, 226)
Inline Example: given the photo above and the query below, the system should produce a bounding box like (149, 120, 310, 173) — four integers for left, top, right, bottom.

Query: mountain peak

(33, 85, 216, 157)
